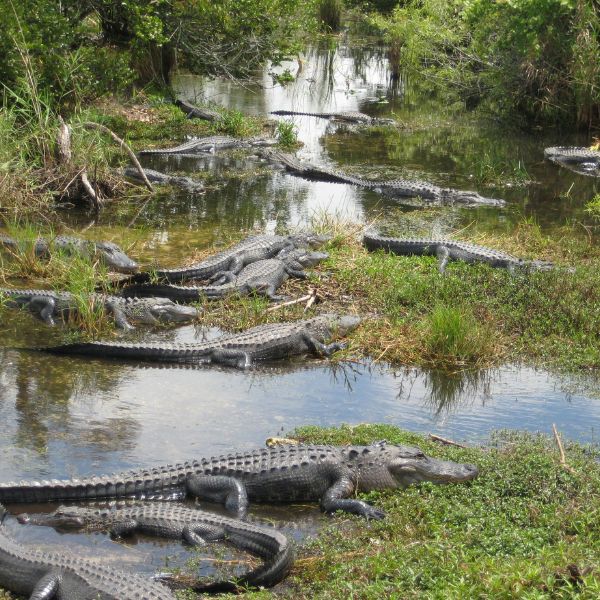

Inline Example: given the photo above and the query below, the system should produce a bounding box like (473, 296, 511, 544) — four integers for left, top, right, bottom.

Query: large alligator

(37, 313, 360, 368)
(0, 441, 478, 520)
(123, 166, 205, 192)
(121, 248, 328, 302)
(0, 503, 174, 599)
(261, 150, 505, 207)
(271, 109, 394, 125)
(123, 232, 330, 285)
(175, 98, 221, 121)
(544, 146, 600, 177)
(363, 233, 555, 273)
(0, 233, 138, 274)
(18, 502, 293, 592)
(0, 288, 199, 329)
(138, 135, 277, 156)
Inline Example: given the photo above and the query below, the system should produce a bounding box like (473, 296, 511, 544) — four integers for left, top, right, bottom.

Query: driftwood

(552, 423, 575, 473)
(429, 433, 467, 449)
(56, 116, 71, 165)
(266, 290, 316, 313)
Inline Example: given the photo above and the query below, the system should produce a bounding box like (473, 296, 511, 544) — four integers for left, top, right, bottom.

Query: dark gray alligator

(0, 441, 478, 520)
(121, 248, 328, 302)
(37, 313, 360, 368)
(544, 146, 600, 177)
(0, 233, 138, 274)
(175, 99, 221, 121)
(271, 109, 394, 125)
(123, 166, 205, 192)
(123, 232, 330, 285)
(363, 233, 555, 273)
(0, 503, 174, 599)
(19, 502, 293, 593)
(138, 135, 276, 156)
(262, 150, 505, 207)
(0, 288, 199, 329)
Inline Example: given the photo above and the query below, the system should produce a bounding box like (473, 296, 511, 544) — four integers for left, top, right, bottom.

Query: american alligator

(123, 232, 330, 285)
(261, 150, 506, 207)
(544, 146, 600, 176)
(120, 248, 328, 302)
(38, 313, 360, 368)
(123, 166, 205, 192)
(271, 109, 395, 125)
(0, 233, 138, 274)
(0, 441, 478, 520)
(175, 99, 221, 121)
(363, 233, 555, 273)
(138, 135, 276, 156)
(0, 503, 174, 599)
(0, 288, 199, 329)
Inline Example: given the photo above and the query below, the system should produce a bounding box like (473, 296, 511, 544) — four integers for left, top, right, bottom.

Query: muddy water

(1, 36, 599, 582)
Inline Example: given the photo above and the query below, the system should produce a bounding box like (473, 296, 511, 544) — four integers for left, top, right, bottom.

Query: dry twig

(429, 433, 467, 449)
(552, 423, 575, 473)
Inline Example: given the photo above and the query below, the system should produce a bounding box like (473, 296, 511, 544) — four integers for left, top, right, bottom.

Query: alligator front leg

(30, 572, 60, 600)
(435, 245, 450, 274)
(185, 475, 249, 515)
(27, 296, 57, 326)
(321, 477, 386, 520)
(182, 522, 226, 546)
(301, 331, 346, 357)
(105, 299, 134, 330)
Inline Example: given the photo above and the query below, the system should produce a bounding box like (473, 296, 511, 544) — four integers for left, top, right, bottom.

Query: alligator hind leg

(30, 572, 60, 600)
(185, 475, 249, 515)
(435, 245, 450, 274)
(183, 522, 226, 546)
(209, 349, 253, 368)
(321, 477, 385, 520)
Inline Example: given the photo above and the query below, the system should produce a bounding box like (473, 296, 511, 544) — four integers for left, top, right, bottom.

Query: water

(0, 35, 599, 583)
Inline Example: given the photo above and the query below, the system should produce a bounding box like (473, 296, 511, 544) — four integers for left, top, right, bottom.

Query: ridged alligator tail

(271, 109, 394, 125)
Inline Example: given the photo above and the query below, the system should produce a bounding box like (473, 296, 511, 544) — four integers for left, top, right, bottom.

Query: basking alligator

(123, 166, 204, 192)
(175, 99, 221, 121)
(0, 504, 174, 599)
(271, 109, 394, 125)
(0, 441, 478, 520)
(123, 232, 329, 285)
(18, 502, 293, 592)
(0, 288, 199, 329)
(121, 248, 328, 302)
(544, 146, 600, 177)
(363, 233, 555, 273)
(38, 313, 360, 368)
(261, 150, 505, 207)
(138, 135, 276, 156)
(0, 233, 138, 274)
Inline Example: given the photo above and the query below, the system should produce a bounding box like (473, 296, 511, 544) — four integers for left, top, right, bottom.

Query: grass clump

(275, 120, 300, 149)
(584, 194, 600, 219)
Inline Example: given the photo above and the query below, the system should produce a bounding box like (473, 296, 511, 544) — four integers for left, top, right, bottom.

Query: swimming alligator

(271, 109, 394, 125)
(363, 233, 555, 273)
(175, 99, 221, 121)
(0, 441, 478, 520)
(0, 233, 138, 274)
(123, 232, 330, 285)
(121, 248, 328, 302)
(0, 288, 199, 329)
(37, 313, 360, 368)
(18, 502, 293, 592)
(261, 150, 505, 207)
(544, 146, 600, 177)
(0, 503, 174, 599)
(123, 166, 205, 192)
(138, 135, 277, 156)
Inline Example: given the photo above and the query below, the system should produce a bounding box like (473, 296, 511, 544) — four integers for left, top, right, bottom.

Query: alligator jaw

(390, 453, 479, 486)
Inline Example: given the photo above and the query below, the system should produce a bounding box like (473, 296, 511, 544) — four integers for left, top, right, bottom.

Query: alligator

(0, 441, 478, 520)
(138, 135, 277, 156)
(363, 233, 555, 273)
(0, 233, 138, 274)
(123, 166, 205, 192)
(18, 502, 293, 593)
(261, 150, 505, 207)
(0, 503, 174, 599)
(271, 109, 395, 125)
(37, 313, 360, 368)
(544, 146, 600, 177)
(122, 232, 330, 285)
(175, 99, 221, 121)
(0, 288, 199, 329)
(120, 248, 328, 302)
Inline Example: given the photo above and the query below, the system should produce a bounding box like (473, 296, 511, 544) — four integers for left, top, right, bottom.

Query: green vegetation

(318, 0, 343, 32)
(275, 120, 300, 149)
(584, 194, 600, 219)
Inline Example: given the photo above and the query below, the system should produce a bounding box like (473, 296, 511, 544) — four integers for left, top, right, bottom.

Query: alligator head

(289, 249, 329, 267)
(287, 232, 332, 249)
(305, 313, 361, 340)
(93, 241, 139, 274)
(139, 298, 200, 324)
(18, 507, 89, 528)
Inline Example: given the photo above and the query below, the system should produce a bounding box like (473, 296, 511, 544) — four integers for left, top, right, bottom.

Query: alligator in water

(0, 441, 478, 520)
(175, 99, 221, 121)
(18, 502, 293, 593)
(363, 233, 555, 273)
(261, 150, 505, 207)
(0, 288, 199, 329)
(0, 233, 138, 274)
(271, 109, 395, 125)
(0, 503, 174, 599)
(123, 232, 330, 285)
(121, 248, 328, 302)
(138, 135, 277, 156)
(123, 166, 204, 192)
(544, 146, 600, 177)
(37, 313, 360, 368)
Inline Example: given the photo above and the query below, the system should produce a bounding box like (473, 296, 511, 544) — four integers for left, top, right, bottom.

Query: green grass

(318, 0, 343, 32)
(275, 120, 300, 149)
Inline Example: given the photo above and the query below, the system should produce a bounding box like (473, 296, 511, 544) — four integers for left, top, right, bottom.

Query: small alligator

(139, 135, 277, 156)
(544, 146, 600, 177)
(37, 313, 360, 368)
(271, 109, 394, 125)
(0, 503, 174, 599)
(123, 166, 204, 192)
(0, 288, 199, 329)
(175, 99, 221, 121)
(0, 442, 478, 520)
(0, 233, 138, 274)
(363, 233, 555, 273)
(18, 502, 293, 592)
(123, 232, 330, 285)
(261, 150, 505, 207)
(121, 248, 328, 302)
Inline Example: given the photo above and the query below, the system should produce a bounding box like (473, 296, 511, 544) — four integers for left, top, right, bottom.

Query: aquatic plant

(276, 120, 299, 148)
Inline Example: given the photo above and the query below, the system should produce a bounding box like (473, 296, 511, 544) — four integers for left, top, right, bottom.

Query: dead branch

(303, 287, 317, 312)
(80, 169, 99, 211)
(429, 433, 467, 449)
(56, 116, 71, 165)
(552, 423, 575, 473)
(266, 292, 314, 313)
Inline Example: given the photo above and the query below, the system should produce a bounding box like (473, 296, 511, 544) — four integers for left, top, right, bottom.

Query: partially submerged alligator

(37, 313, 360, 368)
(0, 503, 174, 599)
(363, 233, 555, 273)
(261, 150, 505, 207)
(138, 135, 276, 156)
(544, 146, 600, 177)
(0, 288, 199, 329)
(0, 233, 138, 274)
(19, 502, 293, 592)
(123, 166, 204, 192)
(175, 98, 221, 121)
(271, 109, 394, 125)
(121, 248, 328, 302)
(0, 441, 478, 520)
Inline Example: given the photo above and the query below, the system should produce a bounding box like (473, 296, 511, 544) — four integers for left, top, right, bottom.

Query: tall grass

(319, 0, 343, 32)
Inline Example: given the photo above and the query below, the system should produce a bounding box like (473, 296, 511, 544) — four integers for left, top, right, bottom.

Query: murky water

(1, 35, 599, 584)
